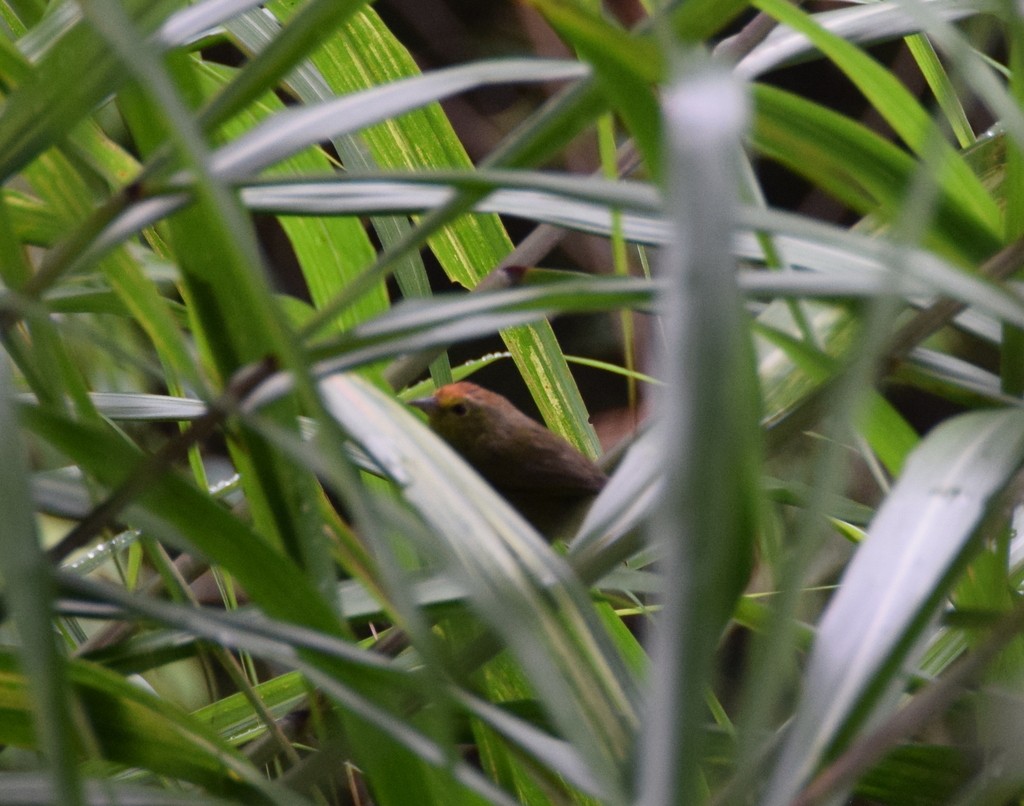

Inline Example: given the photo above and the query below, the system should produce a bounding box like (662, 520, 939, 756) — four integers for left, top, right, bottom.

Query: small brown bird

(409, 382, 606, 538)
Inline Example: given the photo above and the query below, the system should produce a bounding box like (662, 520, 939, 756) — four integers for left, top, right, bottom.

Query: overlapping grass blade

(762, 410, 1024, 805)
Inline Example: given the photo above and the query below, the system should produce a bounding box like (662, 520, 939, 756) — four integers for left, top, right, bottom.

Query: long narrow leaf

(637, 63, 759, 806)
(762, 410, 1024, 805)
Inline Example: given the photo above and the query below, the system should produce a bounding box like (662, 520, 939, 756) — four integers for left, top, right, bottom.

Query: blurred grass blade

(637, 63, 759, 806)
(209, 59, 589, 179)
(524, 0, 663, 170)
(0, 773, 236, 806)
(237, 170, 661, 216)
(155, 0, 266, 46)
(737, 1, 985, 78)
(194, 0, 371, 131)
(62, 392, 207, 421)
(762, 410, 1024, 805)
(0, 358, 81, 803)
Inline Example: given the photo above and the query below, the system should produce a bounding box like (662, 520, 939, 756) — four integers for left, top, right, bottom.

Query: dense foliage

(2, 1, 1024, 804)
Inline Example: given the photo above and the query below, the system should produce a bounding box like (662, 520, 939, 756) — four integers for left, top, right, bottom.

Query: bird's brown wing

(480, 421, 607, 497)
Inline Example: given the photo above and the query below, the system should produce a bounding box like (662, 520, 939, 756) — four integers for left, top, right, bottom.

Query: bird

(409, 382, 606, 538)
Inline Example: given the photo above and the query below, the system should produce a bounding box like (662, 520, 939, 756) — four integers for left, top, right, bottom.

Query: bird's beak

(408, 395, 439, 415)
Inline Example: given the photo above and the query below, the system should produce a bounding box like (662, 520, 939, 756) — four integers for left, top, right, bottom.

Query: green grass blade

(637, 63, 759, 806)
(0, 360, 82, 804)
(763, 410, 1024, 804)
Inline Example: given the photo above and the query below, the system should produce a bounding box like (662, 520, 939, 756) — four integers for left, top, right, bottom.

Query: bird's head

(408, 382, 517, 455)
(408, 381, 607, 536)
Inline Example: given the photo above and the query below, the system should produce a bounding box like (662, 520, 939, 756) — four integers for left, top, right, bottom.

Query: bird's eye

(450, 402, 468, 416)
